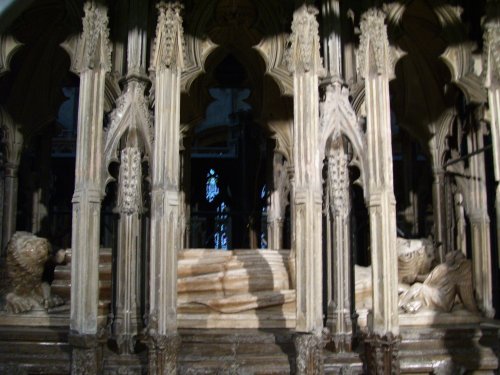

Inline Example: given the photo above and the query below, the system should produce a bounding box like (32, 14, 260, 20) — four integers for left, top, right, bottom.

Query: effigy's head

(445, 249, 465, 266)
(397, 237, 436, 278)
(422, 238, 436, 272)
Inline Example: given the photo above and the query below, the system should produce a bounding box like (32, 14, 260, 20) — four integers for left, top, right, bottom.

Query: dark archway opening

(189, 54, 268, 249)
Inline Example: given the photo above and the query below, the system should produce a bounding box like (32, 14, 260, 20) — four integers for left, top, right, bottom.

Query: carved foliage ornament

(484, 23, 500, 88)
(357, 9, 394, 79)
(327, 151, 350, 218)
(78, 1, 112, 73)
(285, 4, 323, 74)
(118, 147, 143, 215)
(151, 2, 186, 72)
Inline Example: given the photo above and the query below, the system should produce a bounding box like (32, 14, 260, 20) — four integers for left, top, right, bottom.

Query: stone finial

(150, 2, 186, 72)
(357, 9, 396, 79)
(77, 1, 112, 73)
(285, 4, 323, 74)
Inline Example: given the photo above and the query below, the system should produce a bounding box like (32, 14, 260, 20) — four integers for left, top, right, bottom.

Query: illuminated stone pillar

(69, 1, 111, 373)
(148, 2, 185, 373)
(485, 17, 500, 277)
(286, 4, 324, 374)
(358, 9, 400, 374)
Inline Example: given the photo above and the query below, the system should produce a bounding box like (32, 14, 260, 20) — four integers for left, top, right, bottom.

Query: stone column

(432, 165, 447, 262)
(148, 3, 185, 373)
(466, 122, 494, 317)
(69, 2, 111, 372)
(325, 139, 352, 352)
(484, 19, 500, 271)
(286, 4, 324, 374)
(267, 152, 289, 249)
(179, 139, 191, 249)
(31, 131, 52, 236)
(358, 9, 400, 373)
(114, 144, 144, 354)
(110, 0, 150, 354)
(0, 108, 22, 254)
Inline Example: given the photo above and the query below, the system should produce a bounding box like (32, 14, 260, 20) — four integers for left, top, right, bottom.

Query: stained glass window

(260, 185, 268, 249)
(205, 169, 220, 202)
(215, 202, 229, 250)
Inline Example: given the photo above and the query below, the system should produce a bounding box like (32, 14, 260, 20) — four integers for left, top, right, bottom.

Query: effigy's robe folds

(177, 249, 296, 329)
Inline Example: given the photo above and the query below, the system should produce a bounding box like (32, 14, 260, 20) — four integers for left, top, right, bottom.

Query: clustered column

(325, 138, 352, 352)
(358, 9, 400, 374)
(148, 2, 185, 373)
(267, 152, 289, 250)
(112, 0, 150, 354)
(286, 4, 324, 374)
(466, 121, 494, 317)
(69, 1, 111, 373)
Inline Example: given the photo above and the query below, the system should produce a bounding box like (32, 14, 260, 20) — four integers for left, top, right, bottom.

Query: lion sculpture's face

(7, 231, 50, 283)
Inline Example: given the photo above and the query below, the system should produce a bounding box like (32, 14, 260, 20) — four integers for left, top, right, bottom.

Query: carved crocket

(1, 231, 64, 313)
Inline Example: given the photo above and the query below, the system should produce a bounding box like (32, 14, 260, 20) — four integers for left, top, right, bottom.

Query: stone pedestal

(147, 333, 181, 375)
(364, 333, 400, 375)
(294, 333, 324, 375)
(69, 333, 101, 375)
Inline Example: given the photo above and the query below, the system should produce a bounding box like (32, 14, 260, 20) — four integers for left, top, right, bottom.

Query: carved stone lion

(1, 231, 64, 314)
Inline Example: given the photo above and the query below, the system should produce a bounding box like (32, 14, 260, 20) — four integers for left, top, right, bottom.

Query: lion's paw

(5, 293, 36, 314)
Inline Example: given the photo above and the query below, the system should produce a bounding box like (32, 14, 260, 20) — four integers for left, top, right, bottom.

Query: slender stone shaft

(467, 123, 494, 317)
(148, 3, 185, 373)
(0, 109, 22, 253)
(358, 8, 399, 337)
(326, 142, 352, 352)
(286, 4, 323, 333)
(69, 2, 111, 373)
